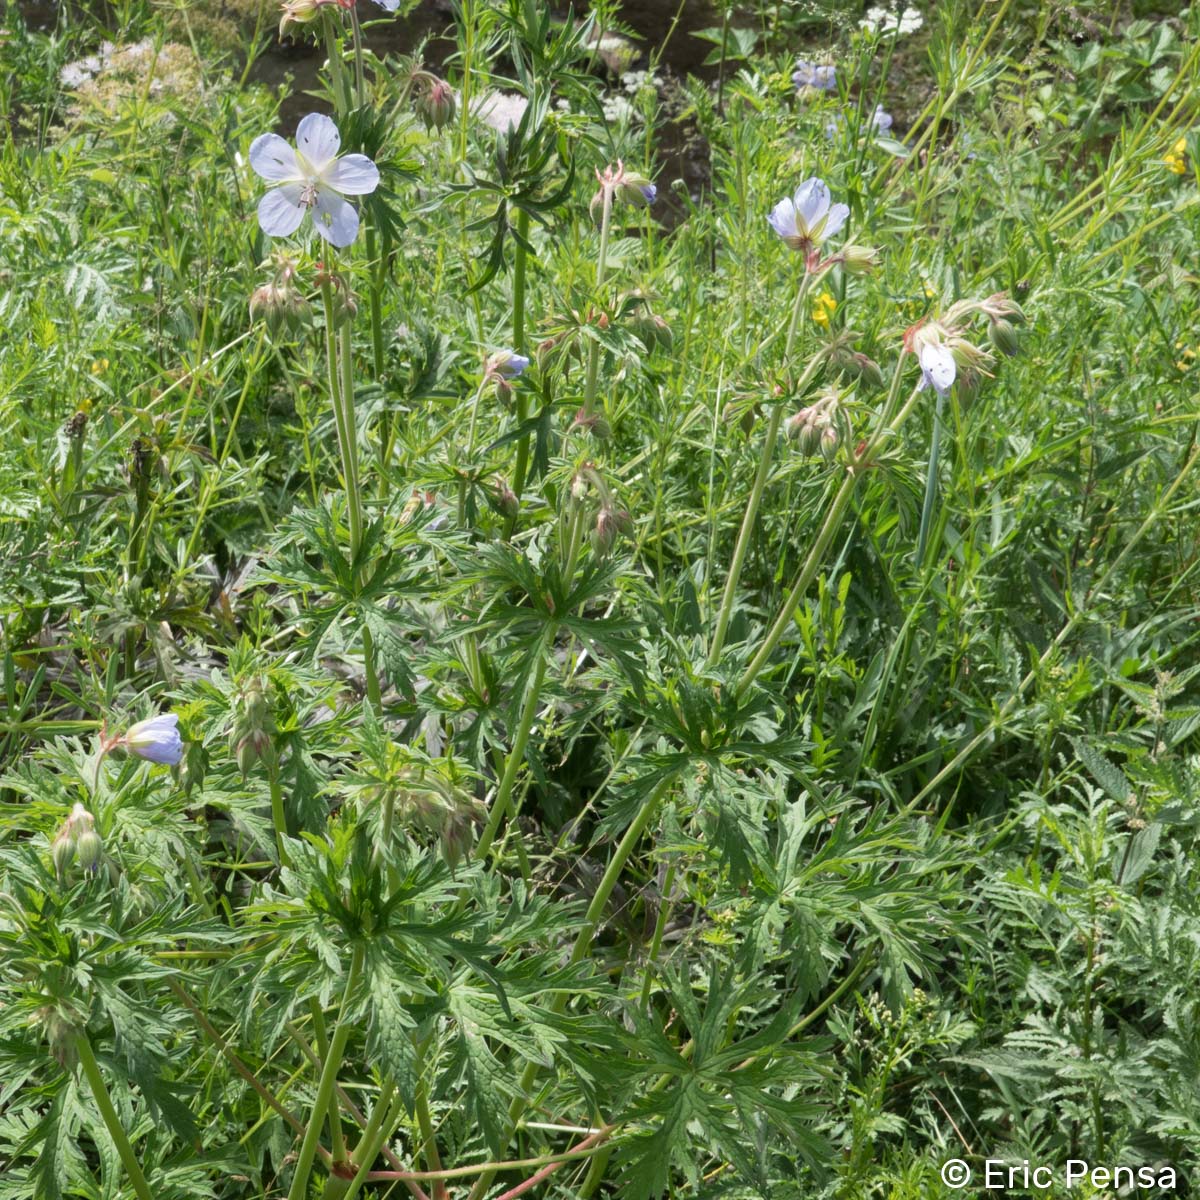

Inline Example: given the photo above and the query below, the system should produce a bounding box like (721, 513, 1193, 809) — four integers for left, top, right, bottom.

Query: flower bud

(590, 506, 619, 552)
(52, 832, 75, 877)
(988, 318, 1019, 357)
(278, 0, 321, 37)
(819, 425, 840, 462)
(492, 478, 519, 518)
(618, 174, 656, 207)
(571, 409, 610, 439)
(840, 244, 880, 275)
(416, 78, 456, 130)
(785, 408, 813, 441)
(76, 828, 102, 871)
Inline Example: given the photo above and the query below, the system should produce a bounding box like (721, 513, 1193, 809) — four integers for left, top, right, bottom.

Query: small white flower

(860, 5, 923, 35)
(873, 104, 893, 133)
(768, 178, 850, 255)
(249, 113, 379, 248)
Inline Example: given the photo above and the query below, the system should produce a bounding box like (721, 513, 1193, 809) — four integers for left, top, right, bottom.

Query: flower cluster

(589, 161, 656, 222)
(787, 389, 842, 461)
(811, 291, 837, 328)
(1163, 136, 1188, 175)
(793, 60, 836, 94)
(249, 251, 309, 334)
(824, 104, 893, 140)
(859, 5, 923, 35)
(485, 349, 531, 401)
(250, 114, 379, 248)
(279, 0, 398, 36)
(52, 804, 103, 877)
(904, 294, 1025, 396)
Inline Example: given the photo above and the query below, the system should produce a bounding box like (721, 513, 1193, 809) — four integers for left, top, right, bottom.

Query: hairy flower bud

(416, 78, 456, 130)
(52, 832, 75, 877)
(76, 827, 103, 871)
(840, 244, 881, 275)
(988, 318, 1019, 357)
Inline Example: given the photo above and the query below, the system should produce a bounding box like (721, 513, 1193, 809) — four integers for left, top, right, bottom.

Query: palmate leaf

(22, 1079, 90, 1200)
(614, 964, 829, 1199)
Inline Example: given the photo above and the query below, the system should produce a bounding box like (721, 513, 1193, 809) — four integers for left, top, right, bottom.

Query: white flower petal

(258, 184, 307, 238)
(323, 153, 380, 196)
(249, 132, 302, 182)
(919, 342, 956, 394)
(372, 0, 400, 10)
(767, 198, 797, 240)
(822, 202, 850, 240)
(295, 112, 340, 171)
(312, 187, 359, 246)
(793, 178, 830, 232)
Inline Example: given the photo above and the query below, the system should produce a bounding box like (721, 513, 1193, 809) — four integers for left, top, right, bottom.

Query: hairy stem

(707, 269, 816, 665)
(76, 1034, 157, 1200)
(286, 944, 365, 1200)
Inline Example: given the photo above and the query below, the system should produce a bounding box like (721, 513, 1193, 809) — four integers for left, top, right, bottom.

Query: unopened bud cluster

(250, 252, 309, 335)
(786, 389, 845, 462)
(230, 676, 277, 775)
(414, 75, 456, 131)
(569, 463, 633, 554)
(52, 803, 103, 877)
(590, 160, 657, 223)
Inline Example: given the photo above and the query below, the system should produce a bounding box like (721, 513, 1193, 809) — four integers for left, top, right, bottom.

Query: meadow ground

(2, 0, 1200, 1196)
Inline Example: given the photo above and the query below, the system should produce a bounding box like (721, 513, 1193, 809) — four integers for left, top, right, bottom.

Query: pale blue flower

(873, 104, 893, 134)
(250, 113, 379, 248)
(641, 183, 657, 204)
(768, 178, 849, 253)
(489, 350, 530, 379)
(793, 60, 836, 92)
(122, 713, 183, 766)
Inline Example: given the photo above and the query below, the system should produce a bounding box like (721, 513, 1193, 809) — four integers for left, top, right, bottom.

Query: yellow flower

(1164, 136, 1187, 174)
(811, 291, 837, 328)
(89, 357, 109, 375)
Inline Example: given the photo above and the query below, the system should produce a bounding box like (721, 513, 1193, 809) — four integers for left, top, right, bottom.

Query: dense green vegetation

(2, 0, 1200, 1195)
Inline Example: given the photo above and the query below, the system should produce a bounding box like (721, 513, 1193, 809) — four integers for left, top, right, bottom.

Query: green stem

(706, 270, 816, 666)
(914, 386, 946, 565)
(413, 1033, 448, 1200)
(349, 5, 365, 111)
(467, 776, 674, 1200)
(308, 998, 348, 1169)
(333, 298, 381, 709)
(287, 944, 365, 1200)
(581, 187, 614, 419)
(365, 223, 388, 493)
(270, 768, 289, 868)
(735, 366, 918, 699)
(639, 858, 677, 1008)
(340, 1082, 406, 1200)
(508, 207, 532, 515)
(473, 631, 551, 863)
(76, 1034, 157, 1200)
